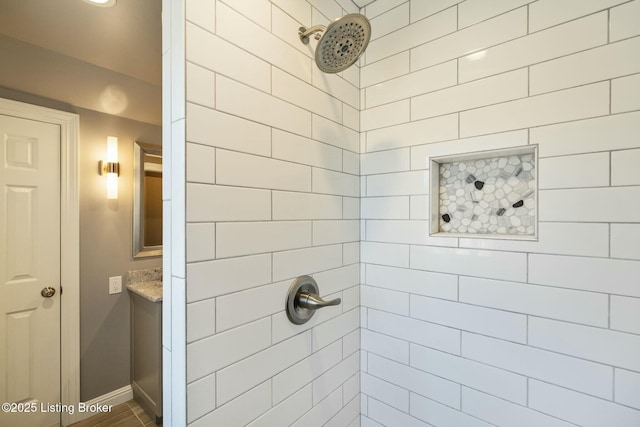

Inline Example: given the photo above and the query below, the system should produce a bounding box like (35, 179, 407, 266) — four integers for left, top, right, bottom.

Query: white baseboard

(69, 385, 133, 424)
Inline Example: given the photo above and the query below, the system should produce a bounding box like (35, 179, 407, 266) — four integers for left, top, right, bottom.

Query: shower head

(298, 13, 371, 73)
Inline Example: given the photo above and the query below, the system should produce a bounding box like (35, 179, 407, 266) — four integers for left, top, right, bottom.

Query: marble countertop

(127, 280, 162, 302)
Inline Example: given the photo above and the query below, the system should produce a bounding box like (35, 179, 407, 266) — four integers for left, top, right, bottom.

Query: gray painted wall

(78, 108, 161, 401)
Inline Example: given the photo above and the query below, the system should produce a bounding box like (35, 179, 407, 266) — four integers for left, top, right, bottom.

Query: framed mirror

(133, 141, 162, 258)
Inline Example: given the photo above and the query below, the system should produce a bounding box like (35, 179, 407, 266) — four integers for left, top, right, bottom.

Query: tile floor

(69, 400, 157, 427)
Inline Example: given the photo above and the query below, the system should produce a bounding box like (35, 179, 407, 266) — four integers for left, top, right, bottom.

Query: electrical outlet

(109, 276, 122, 294)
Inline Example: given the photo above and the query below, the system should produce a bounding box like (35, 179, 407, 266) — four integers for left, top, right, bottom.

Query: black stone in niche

(496, 208, 506, 216)
(474, 180, 485, 190)
(512, 200, 524, 208)
(442, 214, 451, 223)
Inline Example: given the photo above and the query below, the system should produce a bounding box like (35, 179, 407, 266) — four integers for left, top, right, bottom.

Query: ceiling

(0, 0, 161, 125)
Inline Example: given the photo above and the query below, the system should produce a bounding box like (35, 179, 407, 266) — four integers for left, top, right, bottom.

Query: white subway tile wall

(174, 0, 640, 425)
(360, 1, 640, 427)
(184, 0, 361, 425)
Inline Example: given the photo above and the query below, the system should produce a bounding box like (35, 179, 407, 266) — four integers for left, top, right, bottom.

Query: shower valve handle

(297, 291, 341, 310)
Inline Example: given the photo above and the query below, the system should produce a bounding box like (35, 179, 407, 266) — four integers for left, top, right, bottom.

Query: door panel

(0, 114, 61, 427)
(7, 308, 36, 402)
(7, 186, 37, 280)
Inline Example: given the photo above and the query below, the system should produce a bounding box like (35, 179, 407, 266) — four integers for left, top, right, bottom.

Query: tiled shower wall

(181, 0, 362, 425)
(360, 1, 640, 427)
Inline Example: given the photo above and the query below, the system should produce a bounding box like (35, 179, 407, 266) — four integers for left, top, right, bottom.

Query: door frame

(0, 97, 80, 426)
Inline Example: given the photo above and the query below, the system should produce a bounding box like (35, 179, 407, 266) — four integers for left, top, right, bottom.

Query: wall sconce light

(82, 0, 117, 7)
(99, 136, 120, 199)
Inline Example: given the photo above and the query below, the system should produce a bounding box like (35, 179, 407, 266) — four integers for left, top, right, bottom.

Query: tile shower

(162, 0, 640, 426)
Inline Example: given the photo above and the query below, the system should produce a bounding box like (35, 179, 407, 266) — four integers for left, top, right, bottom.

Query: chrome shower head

(298, 13, 371, 73)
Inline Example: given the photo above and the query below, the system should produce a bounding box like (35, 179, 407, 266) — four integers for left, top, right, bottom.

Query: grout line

(218, 62, 358, 122)
(363, 7, 608, 73)
(269, 64, 273, 97)
(360, 262, 640, 298)
(613, 367, 616, 402)
(366, 289, 631, 336)
(213, 147, 218, 184)
(362, 79, 367, 112)
(271, 375, 274, 407)
(369, 354, 626, 425)
(124, 401, 143, 425)
(212, 0, 217, 34)
(609, 151, 612, 187)
(213, 148, 360, 179)
(401, 339, 631, 405)
(609, 79, 613, 115)
(608, 222, 612, 258)
(408, 87, 412, 123)
(607, 9, 611, 44)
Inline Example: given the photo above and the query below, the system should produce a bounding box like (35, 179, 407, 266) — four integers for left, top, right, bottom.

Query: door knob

(41, 287, 56, 298)
(286, 275, 341, 325)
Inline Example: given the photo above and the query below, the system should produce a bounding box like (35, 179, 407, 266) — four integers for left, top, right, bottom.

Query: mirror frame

(133, 141, 162, 259)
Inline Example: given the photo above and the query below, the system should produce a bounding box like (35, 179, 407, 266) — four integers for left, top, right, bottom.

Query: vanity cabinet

(129, 282, 162, 424)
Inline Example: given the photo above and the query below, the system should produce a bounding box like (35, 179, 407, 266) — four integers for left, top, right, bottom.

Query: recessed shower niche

(429, 145, 538, 240)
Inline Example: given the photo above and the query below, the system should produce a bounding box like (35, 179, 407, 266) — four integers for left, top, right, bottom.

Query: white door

(0, 114, 61, 427)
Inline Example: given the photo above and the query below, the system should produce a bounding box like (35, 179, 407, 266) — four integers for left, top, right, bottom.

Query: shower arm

(298, 25, 327, 44)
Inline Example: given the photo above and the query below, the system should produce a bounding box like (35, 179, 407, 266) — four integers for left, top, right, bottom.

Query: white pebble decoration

(438, 152, 536, 236)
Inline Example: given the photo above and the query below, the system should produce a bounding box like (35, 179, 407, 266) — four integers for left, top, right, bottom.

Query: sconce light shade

(82, 0, 117, 7)
(106, 171, 118, 200)
(107, 136, 118, 162)
(99, 136, 120, 199)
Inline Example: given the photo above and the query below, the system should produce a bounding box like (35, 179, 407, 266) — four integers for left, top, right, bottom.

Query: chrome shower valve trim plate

(286, 275, 341, 325)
